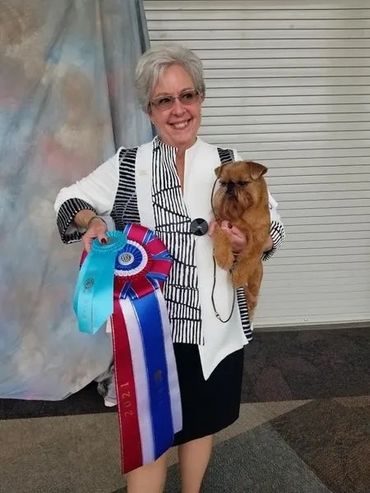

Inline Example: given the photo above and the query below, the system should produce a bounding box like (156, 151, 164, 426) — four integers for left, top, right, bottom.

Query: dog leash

(211, 256, 236, 323)
(210, 176, 236, 323)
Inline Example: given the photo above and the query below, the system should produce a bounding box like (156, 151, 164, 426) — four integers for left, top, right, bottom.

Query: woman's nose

(171, 97, 186, 114)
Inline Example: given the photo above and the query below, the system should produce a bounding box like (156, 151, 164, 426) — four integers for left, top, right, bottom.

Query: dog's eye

(237, 181, 248, 186)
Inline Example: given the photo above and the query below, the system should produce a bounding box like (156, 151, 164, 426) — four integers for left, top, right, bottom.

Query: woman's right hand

(82, 217, 108, 253)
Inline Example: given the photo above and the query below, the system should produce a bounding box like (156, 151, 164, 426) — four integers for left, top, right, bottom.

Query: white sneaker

(104, 396, 117, 407)
(103, 379, 117, 407)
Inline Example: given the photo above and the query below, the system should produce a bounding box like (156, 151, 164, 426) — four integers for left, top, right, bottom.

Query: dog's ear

(248, 161, 268, 181)
(214, 165, 222, 178)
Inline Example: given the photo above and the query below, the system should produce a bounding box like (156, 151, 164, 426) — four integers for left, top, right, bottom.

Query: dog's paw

(214, 248, 235, 270)
(212, 228, 235, 270)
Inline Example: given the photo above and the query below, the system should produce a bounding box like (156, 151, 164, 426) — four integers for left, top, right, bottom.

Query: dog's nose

(226, 182, 235, 194)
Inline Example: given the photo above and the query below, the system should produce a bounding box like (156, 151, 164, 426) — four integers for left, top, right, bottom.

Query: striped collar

(152, 135, 201, 154)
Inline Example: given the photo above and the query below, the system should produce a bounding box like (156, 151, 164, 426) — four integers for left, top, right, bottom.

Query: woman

(55, 44, 285, 493)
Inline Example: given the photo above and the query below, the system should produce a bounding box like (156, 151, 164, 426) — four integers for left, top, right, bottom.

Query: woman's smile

(169, 119, 191, 130)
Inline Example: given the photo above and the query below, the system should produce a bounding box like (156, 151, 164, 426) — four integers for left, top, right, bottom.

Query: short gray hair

(135, 44, 206, 112)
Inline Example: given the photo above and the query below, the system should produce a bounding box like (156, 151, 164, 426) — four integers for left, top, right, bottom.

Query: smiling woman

(54, 44, 285, 492)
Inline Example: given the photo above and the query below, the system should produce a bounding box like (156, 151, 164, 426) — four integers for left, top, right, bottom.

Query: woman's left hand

(209, 220, 247, 254)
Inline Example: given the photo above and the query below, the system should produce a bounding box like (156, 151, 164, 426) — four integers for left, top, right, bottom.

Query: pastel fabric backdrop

(0, 0, 152, 399)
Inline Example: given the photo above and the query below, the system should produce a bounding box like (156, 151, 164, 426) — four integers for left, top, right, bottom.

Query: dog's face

(213, 160, 268, 221)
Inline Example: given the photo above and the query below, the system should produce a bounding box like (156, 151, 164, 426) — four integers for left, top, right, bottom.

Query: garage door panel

(203, 104, 370, 116)
(146, 8, 370, 21)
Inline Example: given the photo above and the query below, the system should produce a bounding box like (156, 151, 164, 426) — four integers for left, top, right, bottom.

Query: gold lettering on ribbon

(120, 382, 134, 417)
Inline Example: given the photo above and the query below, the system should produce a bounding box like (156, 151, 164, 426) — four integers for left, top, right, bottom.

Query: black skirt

(172, 343, 244, 446)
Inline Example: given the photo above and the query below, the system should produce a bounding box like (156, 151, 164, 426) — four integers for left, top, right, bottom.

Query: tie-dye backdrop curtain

(0, 0, 153, 399)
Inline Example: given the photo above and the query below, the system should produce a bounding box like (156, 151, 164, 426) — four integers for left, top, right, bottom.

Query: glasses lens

(179, 90, 199, 104)
(154, 96, 174, 110)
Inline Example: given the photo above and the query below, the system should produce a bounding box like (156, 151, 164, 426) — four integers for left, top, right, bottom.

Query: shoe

(104, 396, 117, 407)
(103, 378, 117, 407)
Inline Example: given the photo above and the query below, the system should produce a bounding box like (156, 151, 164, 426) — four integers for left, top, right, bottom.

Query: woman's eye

(158, 97, 172, 106)
(182, 92, 194, 101)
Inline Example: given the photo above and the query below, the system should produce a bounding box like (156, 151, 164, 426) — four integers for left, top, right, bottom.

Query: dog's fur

(212, 160, 270, 319)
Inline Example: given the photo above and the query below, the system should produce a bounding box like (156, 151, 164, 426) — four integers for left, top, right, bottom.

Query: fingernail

(101, 238, 107, 244)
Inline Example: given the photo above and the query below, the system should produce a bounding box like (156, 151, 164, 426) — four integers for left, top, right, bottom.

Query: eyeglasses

(149, 89, 200, 111)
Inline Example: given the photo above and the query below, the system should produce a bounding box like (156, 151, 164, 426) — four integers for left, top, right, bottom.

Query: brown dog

(212, 160, 270, 319)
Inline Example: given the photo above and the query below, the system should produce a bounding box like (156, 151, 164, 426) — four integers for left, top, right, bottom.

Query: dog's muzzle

(226, 183, 237, 198)
(226, 182, 236, 195)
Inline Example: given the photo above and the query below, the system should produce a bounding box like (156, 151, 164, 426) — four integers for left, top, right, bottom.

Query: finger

(208, 221, 216, 235)
(224, 222, 242, 236)
(220, 220, 232, 230)
(229, 227, 244, 239)
(83, 231, 98, 253)
(83, 238, 92, 253)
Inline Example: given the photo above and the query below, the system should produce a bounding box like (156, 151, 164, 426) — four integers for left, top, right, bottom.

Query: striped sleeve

(236, 287, 253, 341)
(56, 198, 96, 244)
(262, 192, 286, 261)
(54, 149, 122, 243)
(262, 220, 286, 261)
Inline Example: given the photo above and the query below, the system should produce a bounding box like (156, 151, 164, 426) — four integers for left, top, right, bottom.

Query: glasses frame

(149, 89, 201, 111)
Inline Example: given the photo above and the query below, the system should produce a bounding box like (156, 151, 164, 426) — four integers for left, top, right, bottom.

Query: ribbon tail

(112, 299, 144, 473)
(132, 292, 176, 459)
(73, 252, 115, 334)
(155, 290, 182, 433)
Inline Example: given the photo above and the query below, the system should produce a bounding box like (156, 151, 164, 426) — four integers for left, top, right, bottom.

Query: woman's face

(148, 64, 203, 151)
